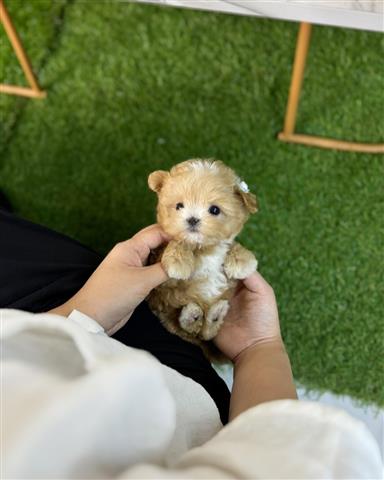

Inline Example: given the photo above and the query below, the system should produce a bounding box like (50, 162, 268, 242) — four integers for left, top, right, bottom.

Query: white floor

(214, 363, 384, 461)
(297, 386, 384, 461)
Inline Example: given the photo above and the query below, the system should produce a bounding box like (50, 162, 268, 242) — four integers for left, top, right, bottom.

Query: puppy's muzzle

(186, 216, 200, 231)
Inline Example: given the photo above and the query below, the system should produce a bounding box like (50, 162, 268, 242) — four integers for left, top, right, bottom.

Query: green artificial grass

(1, 0, 383, 406)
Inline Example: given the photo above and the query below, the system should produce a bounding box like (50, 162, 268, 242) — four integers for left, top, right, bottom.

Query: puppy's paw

(200, 300, 229, 341)
(179, 303, 204, 334)
(162, 256, 194, 280)
(224, 245, 258, 280)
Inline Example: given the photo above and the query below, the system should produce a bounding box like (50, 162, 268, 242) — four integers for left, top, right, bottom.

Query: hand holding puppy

(213, 271, 282, 362)
(49, 225, 169, 335)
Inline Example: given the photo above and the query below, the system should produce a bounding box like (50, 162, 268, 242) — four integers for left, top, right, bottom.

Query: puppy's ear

(235, 186, 258, 213)
(148, 170, 169, 193)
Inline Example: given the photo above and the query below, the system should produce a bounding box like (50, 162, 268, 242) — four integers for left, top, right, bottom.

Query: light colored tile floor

(297, 386, 384, 461)
(214, 363, 384, 461)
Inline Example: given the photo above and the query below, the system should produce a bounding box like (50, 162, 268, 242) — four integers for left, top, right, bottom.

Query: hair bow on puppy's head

(235, 177, 257, 213)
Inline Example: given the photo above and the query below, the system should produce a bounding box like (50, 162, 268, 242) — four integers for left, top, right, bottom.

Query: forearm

(229, 340, 297, 421)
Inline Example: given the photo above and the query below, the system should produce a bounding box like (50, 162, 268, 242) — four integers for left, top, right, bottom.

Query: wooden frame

(278, 22, 384, 154)
(0, 0, 46, 98)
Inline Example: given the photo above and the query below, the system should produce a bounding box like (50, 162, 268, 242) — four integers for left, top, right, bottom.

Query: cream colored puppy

(147, 159, 258, 359)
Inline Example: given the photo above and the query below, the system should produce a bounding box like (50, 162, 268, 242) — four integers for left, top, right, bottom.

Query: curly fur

(147, 159, 258, 361)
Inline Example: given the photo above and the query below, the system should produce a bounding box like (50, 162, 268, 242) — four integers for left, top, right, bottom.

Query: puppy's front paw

(179, 303, 203, 334)
(200, 300, 229, 340)
(224, 245, 258, 280)
(162, 256, 193, 280)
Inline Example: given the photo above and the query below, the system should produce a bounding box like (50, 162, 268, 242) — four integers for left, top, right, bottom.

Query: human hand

(49, 224, 169, 335)
(214, 271, 282, 362)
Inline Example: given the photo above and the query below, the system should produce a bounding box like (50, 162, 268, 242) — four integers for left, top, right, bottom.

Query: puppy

(147, 159, 258, 360)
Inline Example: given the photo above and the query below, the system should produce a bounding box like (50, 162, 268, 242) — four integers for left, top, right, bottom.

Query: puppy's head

(148, 159, 257, 246)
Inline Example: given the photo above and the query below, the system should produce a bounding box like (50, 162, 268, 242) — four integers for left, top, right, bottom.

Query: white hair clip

(238, 179, 250, 193)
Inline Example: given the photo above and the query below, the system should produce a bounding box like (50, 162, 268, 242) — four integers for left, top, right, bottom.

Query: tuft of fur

(147, 159, 258, 361)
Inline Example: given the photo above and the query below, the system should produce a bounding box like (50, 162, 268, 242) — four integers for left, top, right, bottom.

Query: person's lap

(0, 210, 230, 423)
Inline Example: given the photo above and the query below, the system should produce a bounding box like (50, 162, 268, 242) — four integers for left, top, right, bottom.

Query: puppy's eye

(176, 202, 184, 210)
(208, 205, 221, 216)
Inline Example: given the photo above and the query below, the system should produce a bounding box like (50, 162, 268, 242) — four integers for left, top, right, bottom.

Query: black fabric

(0, 210, 101, 312)
(0, 190, 13, 212)
(0, 210, 230, 423)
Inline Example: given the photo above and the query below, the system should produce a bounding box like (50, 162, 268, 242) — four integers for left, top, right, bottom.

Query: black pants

(0, 210, 230, 423)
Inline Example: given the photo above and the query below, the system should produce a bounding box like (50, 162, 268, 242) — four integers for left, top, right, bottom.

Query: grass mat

(1, 0, 383, 406)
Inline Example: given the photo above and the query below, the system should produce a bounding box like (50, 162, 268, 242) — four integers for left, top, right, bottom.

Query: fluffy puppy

(147, 159, 258, 360)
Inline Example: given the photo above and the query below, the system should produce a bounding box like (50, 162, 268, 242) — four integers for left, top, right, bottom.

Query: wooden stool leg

(278, 22, 383, 153)
(281, 22, 312, 136)
(0, 0, 46, 98)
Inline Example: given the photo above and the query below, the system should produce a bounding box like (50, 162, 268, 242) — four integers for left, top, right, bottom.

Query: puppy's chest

(191, 244, 230, 300)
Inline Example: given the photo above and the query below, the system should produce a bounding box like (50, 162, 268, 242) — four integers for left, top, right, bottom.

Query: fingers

(243, 271, 274, 295)
(137, 262, 168, 290)
(133, 224, 170, 247)
(122, 225, 170, 264)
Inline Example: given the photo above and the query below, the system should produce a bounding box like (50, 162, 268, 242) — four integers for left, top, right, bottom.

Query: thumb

(136, 262, 168, 291)
(243, 271, 273, 295)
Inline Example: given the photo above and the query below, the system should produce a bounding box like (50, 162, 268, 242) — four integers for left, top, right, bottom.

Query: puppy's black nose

(187, 217, 200, 227)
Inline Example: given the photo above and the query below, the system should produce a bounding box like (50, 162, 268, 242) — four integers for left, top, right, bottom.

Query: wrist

(48, 300, 73, 317)
(233, 337, 286, 366)
(229, 337, 297, 420)
(48, 296, 94, 321)
(48, 297, 107, 329)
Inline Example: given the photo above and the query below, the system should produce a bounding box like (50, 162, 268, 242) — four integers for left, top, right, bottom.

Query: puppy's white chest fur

(192, 242, 230, 301)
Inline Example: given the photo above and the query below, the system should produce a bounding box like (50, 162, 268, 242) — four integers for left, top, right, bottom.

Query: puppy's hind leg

(200, 300, 229, 341)
(179, 303, 204, 335)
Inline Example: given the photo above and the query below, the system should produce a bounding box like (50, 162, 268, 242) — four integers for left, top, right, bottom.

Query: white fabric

(1, 309, 221, 479)
(133, 0, 384, 31)
(1, 309, 382, 479)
